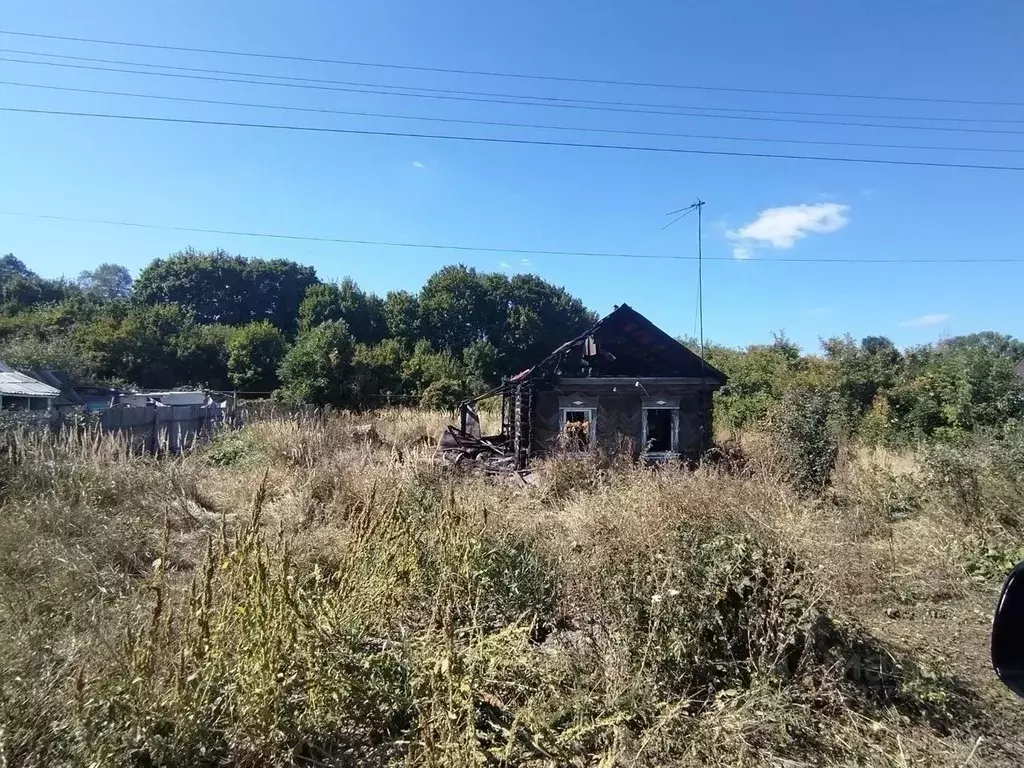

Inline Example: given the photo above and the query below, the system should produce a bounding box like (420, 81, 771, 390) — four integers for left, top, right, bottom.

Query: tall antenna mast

(663, 197, 707, 361)
(695, 197, 705, 361)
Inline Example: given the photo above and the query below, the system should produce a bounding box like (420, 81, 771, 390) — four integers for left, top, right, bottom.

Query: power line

(2, 27, 1022, 109)
(6, 55, 1024, 138)
(3, 210, 1023, 264)
(5, 46, 1024, 126)
(3, 79, 1021, 156)
(6, 106, 1024, 173)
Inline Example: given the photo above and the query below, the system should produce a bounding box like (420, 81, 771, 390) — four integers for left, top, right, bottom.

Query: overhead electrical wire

(5, 55, 1024, 138)
(3, 80, 1020, 155)
(6, 106, 1024, 172)
(2, 27, 1022, 109)
(2, 210, 1023, 264)
(4, 46, 1023, 126)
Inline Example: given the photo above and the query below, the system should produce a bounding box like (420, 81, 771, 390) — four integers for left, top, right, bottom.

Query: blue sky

(1, 1, 1023, 351)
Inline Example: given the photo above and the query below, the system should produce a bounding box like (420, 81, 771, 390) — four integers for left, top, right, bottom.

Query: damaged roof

(510, 304, 727, 384)
(0, 361, 61, 398)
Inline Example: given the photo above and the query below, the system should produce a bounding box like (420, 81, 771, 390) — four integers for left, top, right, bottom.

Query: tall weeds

(0, 412, 1015, 766)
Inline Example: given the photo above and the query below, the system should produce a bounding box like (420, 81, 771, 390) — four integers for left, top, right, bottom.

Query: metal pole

(697, 198, 705, 360)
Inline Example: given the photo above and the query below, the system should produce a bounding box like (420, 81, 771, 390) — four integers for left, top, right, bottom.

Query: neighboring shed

(460, 304, 727, 469)
(26, 369, 121, 413)
(0, 361, 60, 411)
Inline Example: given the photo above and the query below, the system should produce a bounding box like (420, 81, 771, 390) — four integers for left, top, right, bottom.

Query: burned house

(459, 304, 727, 469)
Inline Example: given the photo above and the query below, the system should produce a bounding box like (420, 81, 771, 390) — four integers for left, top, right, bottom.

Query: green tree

(419, 265, 493, 354)
(350, 338, 407, 407)
(928, 347, 1021, 433)
(462, 339, 499, 389)
(177, 324, 237, 391)
(0, 253, 32, 284)
(297, 283, 342, 332)
(401, 339, 475, 409)
(297, 279, 386, 343)
(75, 304, 193, 388)
(246, 258, 321, 332)
(1, 255, 79, 313)
(2, 276, 75, 309)
(227, 321, 288, 392)
(417, 265, 593, 376)
(277, 320, 354, 406)
(0, 332, 94, 381)
(820, 335, 902, 434)
(706, 333, 806, 429)
(383, 290, 421, 348)
(134, 249, 317, 331)
(402, 339, 462, 393)
(940, 332, 1024, 362)
(77, 263, 134, 300)
(488, 273, 594, 376)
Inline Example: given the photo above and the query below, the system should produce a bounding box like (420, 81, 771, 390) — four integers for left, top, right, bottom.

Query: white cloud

(728, 203, 849, 249)
(898, 313, 950, 328)
(412, 160, 425, 169)
(727, 203, 849, 260)
(499, 261, 511, 269)
(520, 258, 532, 266)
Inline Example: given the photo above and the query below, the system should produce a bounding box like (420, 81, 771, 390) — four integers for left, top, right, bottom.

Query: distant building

(0, 361, 60, 411)
(1017, 359, 1024, 379)
(26, 369, 121, 413)
(120, 391, 210, 407)
(462, 304, 727, 469)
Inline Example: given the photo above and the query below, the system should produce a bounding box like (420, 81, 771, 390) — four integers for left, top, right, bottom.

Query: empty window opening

(562, 409, 594, 451)
(644, 408, 677, 453)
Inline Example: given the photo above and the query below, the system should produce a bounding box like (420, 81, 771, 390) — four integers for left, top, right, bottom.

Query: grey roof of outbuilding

(0, 362, 61, 397)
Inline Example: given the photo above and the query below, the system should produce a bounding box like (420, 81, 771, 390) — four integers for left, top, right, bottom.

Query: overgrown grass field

(2, 409, 1024, 766)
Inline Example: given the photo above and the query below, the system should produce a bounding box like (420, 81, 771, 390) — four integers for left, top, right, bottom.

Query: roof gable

(511, 304, 726, 383)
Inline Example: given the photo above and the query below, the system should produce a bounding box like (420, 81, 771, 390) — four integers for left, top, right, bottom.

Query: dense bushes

(707, 331, 1024, 445)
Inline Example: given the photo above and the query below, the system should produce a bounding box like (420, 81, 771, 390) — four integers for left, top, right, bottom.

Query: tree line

(0, 250, 594, 409)
(700, 331, 1024, 444)
(2, 249, 1022, 441)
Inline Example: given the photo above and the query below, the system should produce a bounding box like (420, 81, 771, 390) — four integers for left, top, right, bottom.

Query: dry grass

(1, 411, 1022, 766)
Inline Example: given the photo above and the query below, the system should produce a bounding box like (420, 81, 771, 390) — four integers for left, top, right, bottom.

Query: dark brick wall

(530, 379, 715, 459)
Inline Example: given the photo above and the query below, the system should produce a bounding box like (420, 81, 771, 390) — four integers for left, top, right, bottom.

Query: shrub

(227, 321, 288, 392)
(768, 387, 839, 496)
(419, 378, 465, 411)
(277, 320, 354, 407)
(922, 442, 985, 526)
(202, 430, 255, 467)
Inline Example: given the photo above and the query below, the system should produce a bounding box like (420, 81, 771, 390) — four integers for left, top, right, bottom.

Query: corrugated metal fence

(2, 402, 227, 454)
(97, 404, 224, 453)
